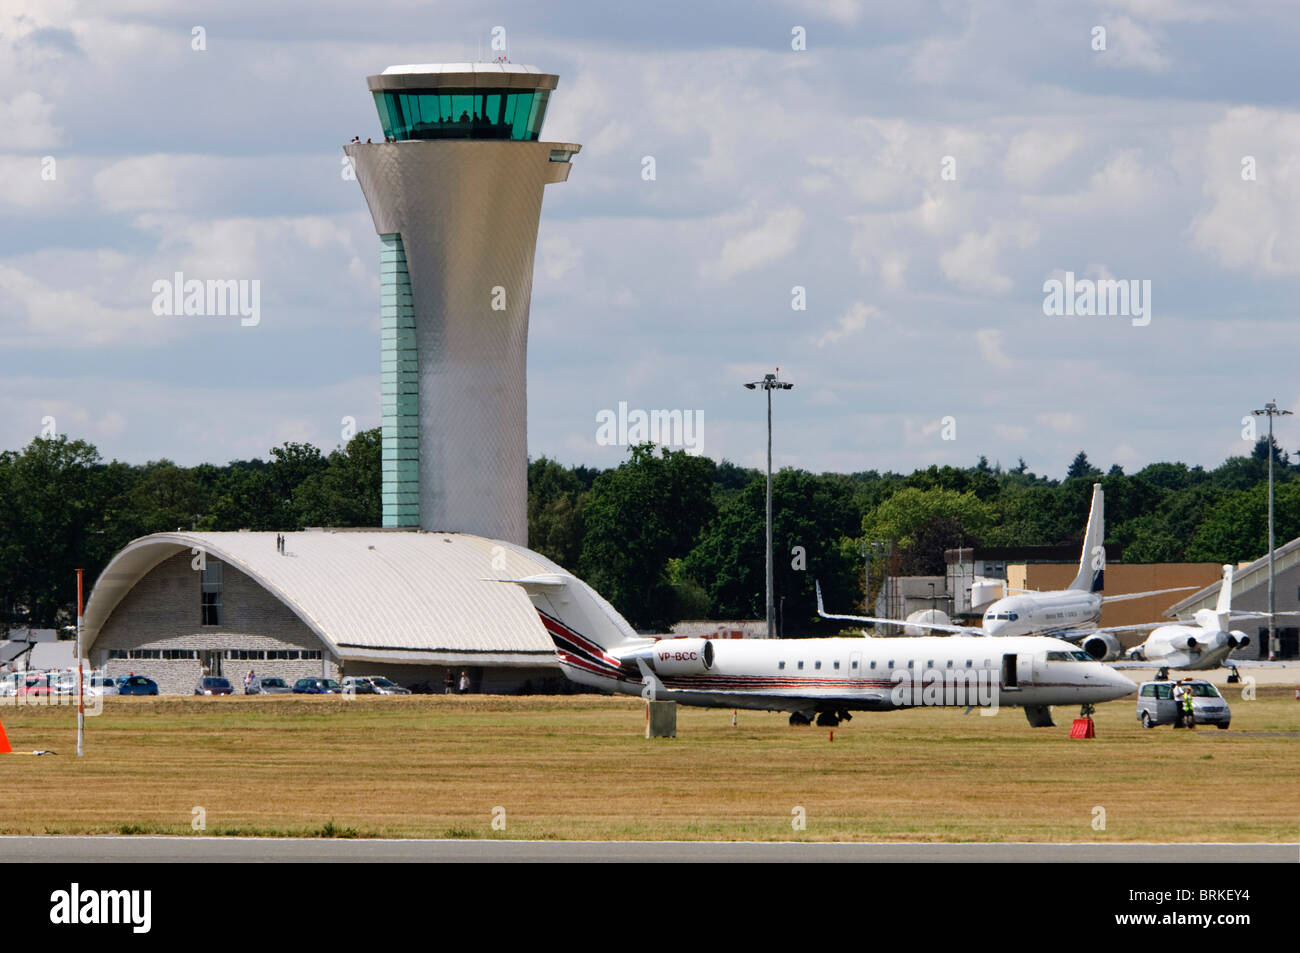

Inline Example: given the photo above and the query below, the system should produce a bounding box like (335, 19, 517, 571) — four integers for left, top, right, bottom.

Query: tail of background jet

(1206, 563, 1234, 631)
(1067, 483, 1105, 593)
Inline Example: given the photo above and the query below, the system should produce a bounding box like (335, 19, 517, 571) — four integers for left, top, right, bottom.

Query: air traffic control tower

(345, 63, 580, 543)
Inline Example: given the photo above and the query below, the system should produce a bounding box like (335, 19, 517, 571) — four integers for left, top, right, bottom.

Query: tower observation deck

(345, 63, 580, 544)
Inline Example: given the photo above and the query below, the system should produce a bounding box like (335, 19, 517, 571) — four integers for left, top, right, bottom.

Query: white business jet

(1121, 563, 1298, 680)
(503, 571, 1136, 729)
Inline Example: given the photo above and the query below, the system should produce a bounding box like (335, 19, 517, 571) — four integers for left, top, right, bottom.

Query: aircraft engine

(1082, 632, 1122, 661)
(1228, 631, 1249, 649)
(649, 639, 715, 675)
(904, 608, 953, 637)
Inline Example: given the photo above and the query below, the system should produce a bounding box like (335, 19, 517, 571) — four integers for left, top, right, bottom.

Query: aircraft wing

(815, 581, 989, 636)
(1050, 621, 1168, 644)
(1100, 586, 1198, 604)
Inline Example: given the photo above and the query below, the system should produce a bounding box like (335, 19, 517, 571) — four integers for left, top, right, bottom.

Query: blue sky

(3, 0, 1299, 478)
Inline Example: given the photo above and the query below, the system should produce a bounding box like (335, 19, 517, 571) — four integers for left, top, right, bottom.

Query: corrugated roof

(1164, 534, 1300, 618)
(84, 531, 566, 661)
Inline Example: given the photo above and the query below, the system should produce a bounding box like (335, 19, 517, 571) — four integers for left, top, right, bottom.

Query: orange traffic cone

(0, 717, 12, 754)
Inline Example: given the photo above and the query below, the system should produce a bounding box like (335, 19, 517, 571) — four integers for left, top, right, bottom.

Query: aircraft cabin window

(927, 660, 934, 668)
(870, 660, 877, 669)
(778, 661, 786, 670)
(946, 660, 953, 668)
(850, 660, 857, 670)
(797, 661, 804, 670)
(833, 660, 841, 670)
(888, 660, 895, 669)
(815, 661, 822, 670)
(965, 659, 973, 667)
(907, 660, 914, 669)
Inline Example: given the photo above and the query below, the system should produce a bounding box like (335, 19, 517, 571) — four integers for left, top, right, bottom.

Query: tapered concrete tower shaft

(345, 63, 579, 544)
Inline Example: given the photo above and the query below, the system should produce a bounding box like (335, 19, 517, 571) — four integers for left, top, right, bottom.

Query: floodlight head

(744, 382, 756, 390)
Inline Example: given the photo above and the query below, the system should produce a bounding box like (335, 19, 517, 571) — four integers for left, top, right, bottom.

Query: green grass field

(1, 689, 1296, 842)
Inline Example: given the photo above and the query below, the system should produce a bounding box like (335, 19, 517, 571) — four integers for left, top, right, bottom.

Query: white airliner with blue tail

(816, 484, 1196, 662)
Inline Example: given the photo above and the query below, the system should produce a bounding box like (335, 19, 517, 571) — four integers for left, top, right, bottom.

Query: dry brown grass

(0, 689, 1296, 842)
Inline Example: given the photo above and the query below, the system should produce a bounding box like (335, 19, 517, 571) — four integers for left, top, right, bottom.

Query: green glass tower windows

(380, 233, 419, 528)
(373, 88, 550, 141)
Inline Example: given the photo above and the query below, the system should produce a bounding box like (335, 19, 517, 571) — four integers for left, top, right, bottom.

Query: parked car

(85, 674, 119, 697)
(52, 672, 79, 695)
(293, 678, 341, 694)
(195, 676, 235, 696)
(1137, 679, 1231, 729)
(341, 676, 412, 695)
(16, 673, 54, 696)
(246, 676, 292, 695)
(117, 675, 159, 696)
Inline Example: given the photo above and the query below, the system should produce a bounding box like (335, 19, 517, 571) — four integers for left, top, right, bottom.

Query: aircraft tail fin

(1211, 563, 1235, 631)
(1214, 564, 1233, 616)
(498, 573, 644, 668)
(1068, 483, 1105, 593)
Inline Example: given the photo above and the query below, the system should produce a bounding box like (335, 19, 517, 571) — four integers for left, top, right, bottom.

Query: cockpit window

(1046, 651, 1092, 662)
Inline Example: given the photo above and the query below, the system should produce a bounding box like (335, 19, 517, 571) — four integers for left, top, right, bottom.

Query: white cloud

(975, 328, 1013, 370)
(0, 92, 61, 149)
(1036, 412, 1084, 434)
(1093, 16, 1172, 73)
(1191, 107, 1300, 276)
(541, 236, 584, 281)
(0, 263, 172, 348)
(1002, 130, 1081, 188)
(701, 207, 805, 281)
(939, 220, 1038, 294)
(817, 301, 877, 348)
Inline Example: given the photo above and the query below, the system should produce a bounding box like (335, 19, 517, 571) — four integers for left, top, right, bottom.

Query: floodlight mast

(1252, 400, 1293, 660)
(743, 371, 794, 638)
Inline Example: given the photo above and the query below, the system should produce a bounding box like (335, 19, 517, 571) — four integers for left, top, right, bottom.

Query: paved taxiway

(1, 837, 1293, 862)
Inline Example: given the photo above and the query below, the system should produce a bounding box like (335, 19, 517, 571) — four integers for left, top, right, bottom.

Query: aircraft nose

(1101, 668, 1137, 699)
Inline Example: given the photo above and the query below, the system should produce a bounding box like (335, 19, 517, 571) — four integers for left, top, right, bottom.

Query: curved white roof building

(84, 530, 576, 693)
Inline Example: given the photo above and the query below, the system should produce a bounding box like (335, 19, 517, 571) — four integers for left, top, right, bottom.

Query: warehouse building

(83, 529, 571, 694)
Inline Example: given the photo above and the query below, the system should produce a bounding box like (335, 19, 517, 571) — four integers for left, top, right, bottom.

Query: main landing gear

(790, 709, 852, 727)
(1226, 665, 1241, 684)
(1156, 666, 1170, 681)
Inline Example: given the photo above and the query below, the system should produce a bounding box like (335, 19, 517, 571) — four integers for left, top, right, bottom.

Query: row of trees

(2, 434, 1297, 634)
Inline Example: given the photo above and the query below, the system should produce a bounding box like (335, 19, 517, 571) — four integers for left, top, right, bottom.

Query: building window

(201, 560, 223, 626)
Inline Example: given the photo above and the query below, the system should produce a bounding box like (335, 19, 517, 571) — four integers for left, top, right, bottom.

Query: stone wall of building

(94, 553, 338, 695)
